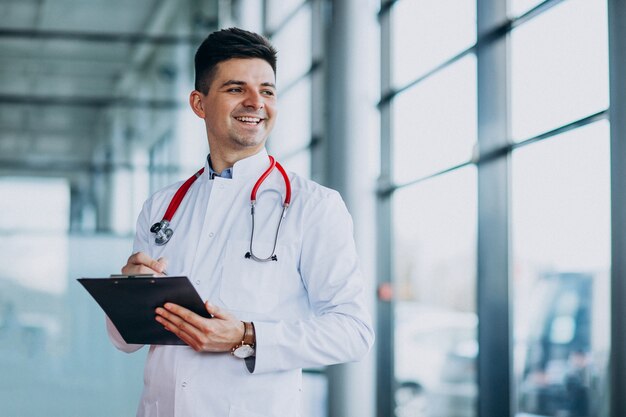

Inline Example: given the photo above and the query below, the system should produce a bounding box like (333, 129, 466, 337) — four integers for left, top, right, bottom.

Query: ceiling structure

(0, 0, 218, 178)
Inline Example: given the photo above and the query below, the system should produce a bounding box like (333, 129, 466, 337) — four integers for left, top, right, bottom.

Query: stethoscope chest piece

(151, 220, 173, 245)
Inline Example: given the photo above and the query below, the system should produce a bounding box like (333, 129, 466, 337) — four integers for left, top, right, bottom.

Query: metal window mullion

(308, 0, 325, 182)
(278, 61, 320, 96)
(261, 0, 269, 38)
(476, 0, 511, 417)
(378, 107, 608, 197)
(378, 45, 476, 107)
(609, 0, 626, 416)
(376, 0, 395, 416)
(511, 0, 566, 29)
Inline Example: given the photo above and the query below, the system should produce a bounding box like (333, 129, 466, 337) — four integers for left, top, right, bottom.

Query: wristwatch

(232, 321, 256, 359)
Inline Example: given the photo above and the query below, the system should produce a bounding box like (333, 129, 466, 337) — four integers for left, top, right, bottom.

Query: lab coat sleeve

(252, 191, 374, 374)
(105, 198, 153, 353)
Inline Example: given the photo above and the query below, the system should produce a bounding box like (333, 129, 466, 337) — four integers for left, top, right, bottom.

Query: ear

(189, 90, 206, 118)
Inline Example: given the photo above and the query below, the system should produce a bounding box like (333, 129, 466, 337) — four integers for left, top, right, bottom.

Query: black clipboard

(78, 275, 211, 345)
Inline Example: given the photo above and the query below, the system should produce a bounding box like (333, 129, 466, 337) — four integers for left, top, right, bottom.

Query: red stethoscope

(150, 155, 291, 262)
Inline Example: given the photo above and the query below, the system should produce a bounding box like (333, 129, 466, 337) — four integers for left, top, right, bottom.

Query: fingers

(155, 302, 240, 352)
(204, 301, 233, 320)
(122, 252, 167, 275)
(155, 304, 206, 350)
(122, 264, 162, 275)
(158, 315, 202, 350)
(162, 303, 204, 328)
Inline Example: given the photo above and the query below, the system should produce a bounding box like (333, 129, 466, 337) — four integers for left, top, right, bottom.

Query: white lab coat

(106, 148, 374, 417)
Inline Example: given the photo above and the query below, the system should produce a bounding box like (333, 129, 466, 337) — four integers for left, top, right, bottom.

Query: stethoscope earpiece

(245, 252, 278, 262)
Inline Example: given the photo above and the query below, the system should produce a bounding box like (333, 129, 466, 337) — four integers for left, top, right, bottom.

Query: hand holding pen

(121, 252, 168, 276)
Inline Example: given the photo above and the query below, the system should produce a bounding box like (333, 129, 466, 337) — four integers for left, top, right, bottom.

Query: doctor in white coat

(109, 27, 374, 417)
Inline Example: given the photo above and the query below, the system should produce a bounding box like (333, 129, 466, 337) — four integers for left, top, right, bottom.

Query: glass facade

(392, 56, 477, 183)
(265, 0, 315, 178)
(511, 122, 611, 416)
(386, 1, 478, 416)
(0, 177, 144, 415)
(510, 0, 609, 141)
(391, 0, 476, 87)
(381, 0, 613, 416)
(508, 1, 611, 414)
(393, 168, 478, 417)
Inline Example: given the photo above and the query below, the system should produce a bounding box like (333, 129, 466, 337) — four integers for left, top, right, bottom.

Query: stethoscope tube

(244, 156, 291, 262)
(150, 168, 205, 246)
(150, 155, 291, 263)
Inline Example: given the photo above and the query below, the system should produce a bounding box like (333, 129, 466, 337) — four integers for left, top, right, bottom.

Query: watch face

(233, 344, 255, 359)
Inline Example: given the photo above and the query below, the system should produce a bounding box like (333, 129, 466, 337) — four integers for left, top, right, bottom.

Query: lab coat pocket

(220, 239, 283, 313)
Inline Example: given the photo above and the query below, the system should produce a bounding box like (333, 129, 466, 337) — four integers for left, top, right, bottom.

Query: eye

(261, 90, 275, 97)
(227, 87, 243, 93)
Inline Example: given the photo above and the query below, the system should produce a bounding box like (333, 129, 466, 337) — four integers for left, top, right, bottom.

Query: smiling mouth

(235, 116, 264, 125)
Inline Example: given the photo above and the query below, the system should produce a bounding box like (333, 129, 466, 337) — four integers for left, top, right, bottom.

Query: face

(190, 58, 277, 156)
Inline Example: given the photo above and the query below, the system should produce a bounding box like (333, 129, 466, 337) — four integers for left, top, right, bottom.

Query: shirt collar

(207, 155, 233, 179)
(202, 148, 270, 182)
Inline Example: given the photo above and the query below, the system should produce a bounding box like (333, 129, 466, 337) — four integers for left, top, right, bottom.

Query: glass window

(0, 234, 145, 416)
(269, 76, 312, 162)
(391, 0, 476, 88)
(0, 177, 70, 232)
(270, 3, 312, 88)
(281, 150, 311, 179)
(267, 1, 314, 182)
(393, 166, 477, 417)
(266, 0, 307, 34)
(511, 121, 611, 417)
(510, 0, 609, 141)
(392, 55, 476, 183)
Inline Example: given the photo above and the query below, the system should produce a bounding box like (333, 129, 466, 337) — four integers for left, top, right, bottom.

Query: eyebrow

(220, 80, 276, 89)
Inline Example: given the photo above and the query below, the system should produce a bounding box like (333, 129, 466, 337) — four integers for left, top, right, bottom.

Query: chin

(231, 136, 267, 149)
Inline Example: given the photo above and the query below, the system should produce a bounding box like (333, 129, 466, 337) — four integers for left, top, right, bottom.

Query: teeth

(236, 116, 261, 123)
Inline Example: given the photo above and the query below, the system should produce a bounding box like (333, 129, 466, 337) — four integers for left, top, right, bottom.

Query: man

(108, 27, 374, 417)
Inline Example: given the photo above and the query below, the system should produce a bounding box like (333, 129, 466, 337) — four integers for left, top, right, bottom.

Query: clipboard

(78, 275, 211, 345)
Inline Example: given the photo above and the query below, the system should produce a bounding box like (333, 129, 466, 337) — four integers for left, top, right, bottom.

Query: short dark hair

(194, 27, 278, 94)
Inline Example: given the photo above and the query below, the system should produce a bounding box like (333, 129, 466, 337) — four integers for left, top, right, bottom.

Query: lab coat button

(195, 280, 201, 285)
(181, 381, 187, 388)
(209, 232, 214, 238)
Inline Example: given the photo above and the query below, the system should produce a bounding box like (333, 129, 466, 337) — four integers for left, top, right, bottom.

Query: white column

(324, 1, 380, 417)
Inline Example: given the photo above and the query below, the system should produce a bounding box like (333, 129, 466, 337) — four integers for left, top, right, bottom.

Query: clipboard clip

(109, 274, 157, 278)
(109, 274, 159, 284)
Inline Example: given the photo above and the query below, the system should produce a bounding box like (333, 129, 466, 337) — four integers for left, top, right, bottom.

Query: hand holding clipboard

(78, 275, 211, 345)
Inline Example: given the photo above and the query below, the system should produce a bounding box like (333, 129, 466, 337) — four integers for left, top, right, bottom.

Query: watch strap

(242, 321, 255, 346)
(231, 321, 256, 358)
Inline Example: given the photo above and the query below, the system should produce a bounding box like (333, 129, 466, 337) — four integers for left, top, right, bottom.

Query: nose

(242, 90, 264, 110)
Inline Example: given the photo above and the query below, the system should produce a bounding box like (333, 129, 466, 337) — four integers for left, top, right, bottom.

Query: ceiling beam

(114, 0, 188, 95)
(0, 159, 180, 174)
(0, 94, 185, 109)
(0, 28, 209, 45)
